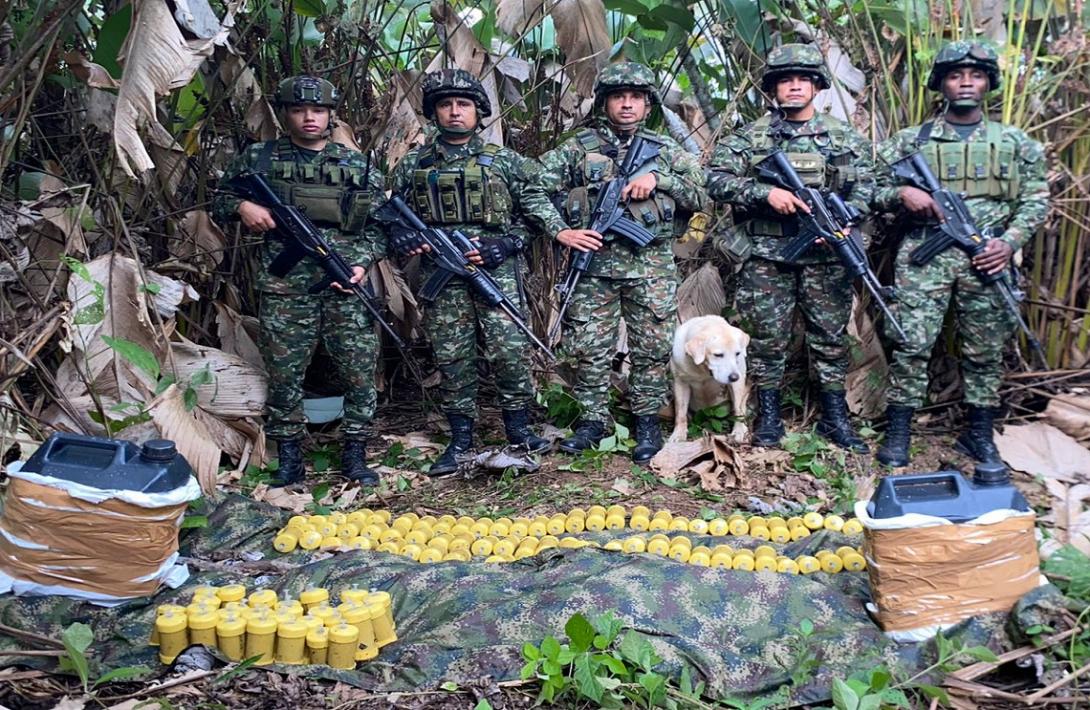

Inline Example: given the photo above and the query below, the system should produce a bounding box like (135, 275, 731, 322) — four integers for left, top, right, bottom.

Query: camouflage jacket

(874, 116, 1048, 251)
(534, 119, 707, 279)
(213, 137, 387, 295)
(706, 112, 876, 264)
(388, 133, 557, 242)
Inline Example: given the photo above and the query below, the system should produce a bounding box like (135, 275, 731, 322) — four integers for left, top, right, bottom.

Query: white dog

(669, 315, 751, 443)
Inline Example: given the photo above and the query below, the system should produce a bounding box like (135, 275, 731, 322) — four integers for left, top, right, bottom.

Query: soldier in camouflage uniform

(534, 62, 707, 463)
(213, 76, 387, 487)
(388, 69, 557, 476)
(873, 42, 1048, 466)
(706, 44, 875, 452)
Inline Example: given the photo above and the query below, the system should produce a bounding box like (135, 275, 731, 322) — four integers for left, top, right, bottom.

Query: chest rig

(917, 120, 1020, 200)
(746, 115, 857, 237)
(562, 129, 673, 236)
(409, 143, 511, 227)
(256, 139, 373, 232)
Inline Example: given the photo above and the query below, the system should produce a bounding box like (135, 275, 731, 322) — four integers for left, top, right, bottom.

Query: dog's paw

(729, 422, 749, 444)
(667, 429, 688, 444)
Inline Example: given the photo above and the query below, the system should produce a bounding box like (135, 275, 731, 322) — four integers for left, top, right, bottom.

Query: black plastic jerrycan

(868, 463, 1030, 523)
(20, 432, 194, 493)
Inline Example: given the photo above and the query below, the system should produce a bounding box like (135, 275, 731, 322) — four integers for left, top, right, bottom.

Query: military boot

(751, 389, 786, 447)
(501, 409, 551, 453)
(269, 437, 305, 487)
(876, 405, 914, 467)
(342, 438, 378, 486)
(954, 405, 1003, 464)
(816, 391, 869, 453)
(632, 414, 664, 464)
(559, 420, 606, 454)
(429, 413, 474, 477)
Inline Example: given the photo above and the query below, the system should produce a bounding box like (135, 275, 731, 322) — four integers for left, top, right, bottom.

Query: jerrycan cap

(141, 440, 178, 462)
(973, 461, 1010, 487)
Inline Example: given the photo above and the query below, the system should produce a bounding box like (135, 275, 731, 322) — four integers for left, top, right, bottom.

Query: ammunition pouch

(409, 145, 509, 226)
(919, 122, 1019, 199)
(715, 225, 753, 264)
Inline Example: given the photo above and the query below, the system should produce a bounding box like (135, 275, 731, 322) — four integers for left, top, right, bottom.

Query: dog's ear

(685, 333, 707, 364)
(742, 330, 751, 348)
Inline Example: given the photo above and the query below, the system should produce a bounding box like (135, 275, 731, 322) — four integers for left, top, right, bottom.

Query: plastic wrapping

(855, 501, 1042, 641)
(0, 461, 200, 603)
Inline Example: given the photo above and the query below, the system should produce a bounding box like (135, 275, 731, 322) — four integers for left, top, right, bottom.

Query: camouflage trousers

(258, 291, 378, 440)
(735, 256, 852, 390)
(564, 272, 677, 421)
(885, 243, 1016, 408)
(423, 259, 535, 418)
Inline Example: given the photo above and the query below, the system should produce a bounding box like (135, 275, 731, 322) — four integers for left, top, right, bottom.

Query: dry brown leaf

(64, 51, 120, 89)
(176, 210, 226, 267)
(251, 483, 310, 514)
(994, 422, 1090, 483)
(372, 260, 419, 333)
(378, 431, 443, 455)
(168, 337, 266, 417)
(1044, 480, 1090, 556)
(677, 262, 726, 322)
(146, 383, 220, 493)
(692, 459, 722, 491)
(428, 1, 503, 145)
(611, 477, 632, 495)
(845, 296, 887, 419)
(213, 302, 264, 369)
(650, 438, 712, 475)
(113, 0, 236, 177)
(496, 0, 609, 98)
(1044, 392, 1090, 442)
(331, 121, 362, 152)
(378, 72, 425, 170)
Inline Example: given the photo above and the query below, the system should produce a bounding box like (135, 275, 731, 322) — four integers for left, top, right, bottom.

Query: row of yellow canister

(273, 507, 862, 556)
(151, 584, 396, 669)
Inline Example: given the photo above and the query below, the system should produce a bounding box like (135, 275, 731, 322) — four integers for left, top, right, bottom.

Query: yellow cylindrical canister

(687, 519, 709, 535)
(769, 526, 791, 544)
(370, 510, 392, 524)
(820, 554, 844, 574)
(287, 515, 309, 532)
(585, 514, 606, 532)
(668, 544, 691, 563)
(248, 589, 278, 609)
(823, 515, 845, 532)
(156, 612, 188, 665)
(564, 516, 585, 534)
(622, 536, 646, 554)
(796, 555, 821, 574)
(187, 607, 218, 648)
(545, 516, 566, 536)
(245, 614, 277, 666)
(339, 604, 378, 661)
(668, 517, 690, 532)
(754, 545, 776, 559)
(728, 518, 749, 536)
(338, 523, 361, 541)
(528, 519, 549, 537)
(443, 550, 471, 562)
(669, 535, 692, 549)
(603, 540, 625, 552)
(604, 514, 626, 531)
(488, 522, 510, 538)
(643, 538, 667, 556)
(348, 536, 372, 551)
(841, 552, 866, 571)
(842, 519, 864, 535)
(777, 558, 799, 574)
(367, 594, 397, 647)
(629, 514, 650, 531)
(754, 556, 777, 573)
(689, 549, 711, 566)
(493, 538, 517, 557)
(276, 619, 308, 665)
(707, 518, 729, 536)
(748, 525, 771, 541)
(802, 512, 824, 530)
(216, 613, 247, 661)
(299, 530, 324, 550)
(404, 528, 430, 546)
(328, 511, 347, 527)
(191, 585, 219, 601)
(648, 518, 669, 532)
(731, 554, 755, 571)
(308, 603, 338, 628)
(327, 623, 360, 670)
(216, 584, 246, 604)
(419, 547, 443, 564)
(470, 537, 494, 557)
(300, 587, 330, 612)
(709, 552, 732, 568)
(306, 626, 329, 665)
(150, 604, 186, 645)
(274, 531, 298, 553)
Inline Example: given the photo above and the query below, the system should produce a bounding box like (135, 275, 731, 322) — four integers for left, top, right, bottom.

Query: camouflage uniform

(873, 42, 1048, 466)
(213, 77, 386, 484)
(388, 69, 559, 474)
(706, 44, 875, 450)
(534, 62, 706, 462)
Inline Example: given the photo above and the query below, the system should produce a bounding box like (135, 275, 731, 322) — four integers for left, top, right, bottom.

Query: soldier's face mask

(435, 96, 479, 137)
(774, 73, 817, 109)
(604, 90, 651, 133)
(284, 105, 332, 141)
(941, 67, 989, 109)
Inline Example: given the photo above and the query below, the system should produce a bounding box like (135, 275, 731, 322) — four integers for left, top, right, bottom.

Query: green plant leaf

(574, 654, 604, 703)
(473, 701, 493, 710)
(799, 618, 814, 636)
(637, 671, 666, 703)
(869, 667, 891, 691)
(857, 694, 883, 710)
(832, 678, 860, 710)
(520, 659, 538, 679)
(440, 680, 459, 691)
(917, 684, 950, 704)
(92, 665, 151, 688)
(291, 0, 325, 17)
(101, 336, 160, 381)
(92, 4, 132, 78)
(59, 622, 93, 690)
(963, 645, 999, 663)
(604, 0, 649, 13)
(540, 635, 561, 660)
(594, 652, 628, 676)
(180, 515, 208, 529)
(565, 613, 596, 653)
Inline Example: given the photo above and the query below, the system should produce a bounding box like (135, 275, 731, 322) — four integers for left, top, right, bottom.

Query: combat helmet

(274, 76, 339, 108)
(927, 41, 1001, 92)
(421, 69, 492, 120)
(593, 62, 662, 110)
(761, 44, 831, 91)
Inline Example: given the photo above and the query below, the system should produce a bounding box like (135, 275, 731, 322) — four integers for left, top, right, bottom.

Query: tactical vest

(746, 115, 858, 237)
(562, 129, 675, 238)
(918, 120, 1019, 200)
(409, 143, 512, 227)
(256, 139, 373, 233)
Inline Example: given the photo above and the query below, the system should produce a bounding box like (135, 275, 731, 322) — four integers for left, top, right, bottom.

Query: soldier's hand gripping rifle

(891, 152, 1048, 368)
(375, 196, 555, 360)
(225, 172, 406, 350)
(756, 149, 908, 342)
(549, 137, 662, 341)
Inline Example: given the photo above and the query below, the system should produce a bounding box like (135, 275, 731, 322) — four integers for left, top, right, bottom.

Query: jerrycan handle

(37, 433, 129, 470)
(889, 471, 968, 502)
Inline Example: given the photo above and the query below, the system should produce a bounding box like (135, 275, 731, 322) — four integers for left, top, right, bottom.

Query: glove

(388, 224, 425, 256)
(476, 235, 520, 269)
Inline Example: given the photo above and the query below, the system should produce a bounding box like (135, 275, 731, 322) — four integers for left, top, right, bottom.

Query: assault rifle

(755, 149, 908, 342)
(550, 136, 662, 340)
(226, 172, 406, 349)
(375, 196, 555, 360)
(891, 151, 1047, 368)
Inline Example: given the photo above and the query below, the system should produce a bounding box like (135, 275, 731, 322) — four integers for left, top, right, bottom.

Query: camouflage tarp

(0, 495, 1064, 704)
